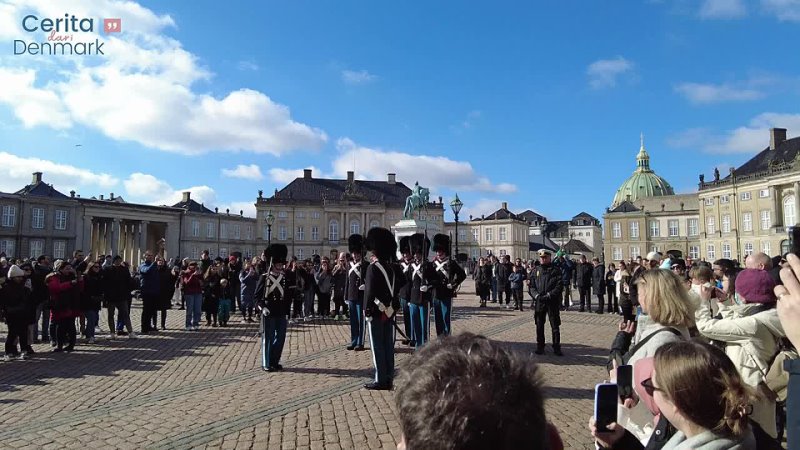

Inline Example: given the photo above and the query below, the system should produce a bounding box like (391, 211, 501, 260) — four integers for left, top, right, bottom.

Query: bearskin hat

(432, 233, 450, 256)
(399, 236, 411, 256)
(348, 234, 364, 254)
(409, 233, 430, 257)
(365, 227, 397, 261)
(264, 244, 288, 264)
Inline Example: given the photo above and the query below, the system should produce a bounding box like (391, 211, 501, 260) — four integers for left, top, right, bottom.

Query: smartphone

(791, 227, 800, 257)
(616, 365, 633, 401)
(594, 383, 618, 432)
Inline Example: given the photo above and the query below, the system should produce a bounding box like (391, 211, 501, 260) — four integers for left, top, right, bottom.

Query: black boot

(552, 328, 563, 356)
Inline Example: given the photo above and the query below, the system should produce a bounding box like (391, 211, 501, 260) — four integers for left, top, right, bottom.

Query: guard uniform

(408, 233, 435, 348)
(529, 249, 564, 356)
(363, 227, 405, 390)
(254, 244, 295, 371)
(398, 236, 413, 346)
(345, 234, 368, 350)
(431, 234, 466, 337)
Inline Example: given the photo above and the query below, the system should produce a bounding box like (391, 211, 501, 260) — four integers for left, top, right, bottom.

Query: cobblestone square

(0, 281, 618, 449)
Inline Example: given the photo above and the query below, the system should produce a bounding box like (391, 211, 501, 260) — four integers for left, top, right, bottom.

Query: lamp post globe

(266, 210, 275, 245)
(450, 194, 463, 261)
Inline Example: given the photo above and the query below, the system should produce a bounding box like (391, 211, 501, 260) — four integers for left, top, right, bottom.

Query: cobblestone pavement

(0, 281, 619, 449)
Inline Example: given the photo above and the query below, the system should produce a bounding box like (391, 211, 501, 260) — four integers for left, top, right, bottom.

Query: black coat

(431, 258, 466, 299)
(574, 262, 593, 288)
(344, 259, 368, 303)
(592, 264, 605, 293)
(103, 265, 132, 304)
(409, 260, 437, 306)
(254, 269, 296, 318)
(529, 263, 563, 312)
(398, 260, 413, 301)
(496, 262, 513, 286)
(0, 280, 32, 322)
(80, 271, 104, 311)
(158, 266, 178, 310)
(364, 260, 405, 320)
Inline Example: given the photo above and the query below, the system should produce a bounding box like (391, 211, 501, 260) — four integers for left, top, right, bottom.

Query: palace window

(741, 192, 751, 201)
(706, 244, 715, 260)
(54, 210, 67, 230)
(688, 219, 698, 236)
(722, 243, 732, 259)
(668, 220, 679, 237)
(722, 215, 731, 233)
(1, 206, 16, 227)
(742, 213, 752, 232)
(649, 220, 660, 238)
(630, 222, 639, 239)
(761, 210, 771, 230)
(31, 208, 44, 229)
(744, 242, 754, 257)
(329, 220, 339, 241)
(53, 240, 65, 259)
(784, 196, 796, 227)
(612, 222, 621, 238)
(706, 217, 715, 234)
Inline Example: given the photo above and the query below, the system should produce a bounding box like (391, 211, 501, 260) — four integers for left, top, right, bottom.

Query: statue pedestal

(392, 219, 440, 258)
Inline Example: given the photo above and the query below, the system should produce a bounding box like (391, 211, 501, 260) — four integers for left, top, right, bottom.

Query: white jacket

(694, 302, 785, 438)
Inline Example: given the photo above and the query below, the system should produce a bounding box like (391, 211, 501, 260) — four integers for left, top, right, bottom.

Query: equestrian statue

(403, 182, 430, 220)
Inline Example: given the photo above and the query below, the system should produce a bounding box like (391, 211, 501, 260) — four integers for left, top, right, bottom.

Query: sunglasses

(640, 378, 663, 397)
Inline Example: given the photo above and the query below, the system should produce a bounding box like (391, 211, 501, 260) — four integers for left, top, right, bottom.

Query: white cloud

(587, 57, 634, 89)
(674, 82, 764, 104)
(669, 112, 800, 154)
(460, 198, 507, 221)
(237, 60, 260, 72)
(0, 1, 327, 156)
(0, 152, 119, 194)
(222, 164, 264, 181)
(123, 172, 217, 208)
(762, 0, 800, 21)
(341, 69, 377, 85)
(268, 166, 324, 185)
(699, 0, 747, 18)
(332, 138, 517, 194)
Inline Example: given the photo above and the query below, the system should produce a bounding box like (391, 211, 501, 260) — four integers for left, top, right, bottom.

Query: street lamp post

(450, 194, 463, 262)
(266, 210, 275, 246)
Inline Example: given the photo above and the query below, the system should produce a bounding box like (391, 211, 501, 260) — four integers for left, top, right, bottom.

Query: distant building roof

(608, 201, 641, 213)
(14, 178, 70, 199)
(611, 136, 675, 207)
(529, 235, 558, 252)
(172, 198, 214, 214)
(562, 239, 593, 254)
(518, 209, 547, 224)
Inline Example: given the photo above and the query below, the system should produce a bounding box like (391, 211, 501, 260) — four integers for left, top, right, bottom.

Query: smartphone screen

(594, 383, 618, 431)
(616, 365, 633, 401)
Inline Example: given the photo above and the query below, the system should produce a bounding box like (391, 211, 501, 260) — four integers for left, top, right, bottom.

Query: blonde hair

(637, 269, 694, 327)
(655, 341, 756, 438)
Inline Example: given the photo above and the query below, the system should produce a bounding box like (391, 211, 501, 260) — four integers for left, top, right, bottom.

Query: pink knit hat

(735, 268, 776, 304)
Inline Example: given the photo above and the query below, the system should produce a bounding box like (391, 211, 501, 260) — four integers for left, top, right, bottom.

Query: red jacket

(48, 274, 83, 320)
(181, 270, 203, 295)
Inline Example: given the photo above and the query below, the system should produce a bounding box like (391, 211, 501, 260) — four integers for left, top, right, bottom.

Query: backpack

(763, 338, 798, 403)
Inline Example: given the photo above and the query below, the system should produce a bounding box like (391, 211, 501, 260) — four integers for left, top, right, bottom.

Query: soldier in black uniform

(254, 244, 295, 371)
(345, 234, 368, 351)
(409, 233, 435, 348)
(528, 249, 564, 356)
(363, 227, 405, 390)
(398, 236, 413, 346)
(431, 234, 466, 337)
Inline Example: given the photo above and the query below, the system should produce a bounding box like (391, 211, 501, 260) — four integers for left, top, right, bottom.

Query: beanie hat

(53, 259, 65, 272)
(7, 265, 24, 278)
(735, 268, 776, 304)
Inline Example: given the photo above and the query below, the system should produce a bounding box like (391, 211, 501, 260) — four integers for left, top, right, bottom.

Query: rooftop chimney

(70, 190, 75, 198)
(100, 194, 104, 200)
(502, 201, 508, 210)
(182, 192, 190, 203)
(387, 173, 396, 184)
(215, 207, 219, 213)
(347, 171, 354, 184)
(303, 169, 312, 180)
(771, 128, 787, 150)
(240, 210, 243, 216)
(110, 193, 115, 200)
(32, 172, 42, 184)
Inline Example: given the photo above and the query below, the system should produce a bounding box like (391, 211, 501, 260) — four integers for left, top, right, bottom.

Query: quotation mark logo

(103, 18, 121, 33)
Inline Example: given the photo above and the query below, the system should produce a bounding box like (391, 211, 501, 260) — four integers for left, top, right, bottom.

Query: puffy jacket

(138, 261, 160, 296)
(528, 263, 563, 311)
(0, 280, 32, 320)
(48, 274, 83, 320)
(695, 303, 785, 438)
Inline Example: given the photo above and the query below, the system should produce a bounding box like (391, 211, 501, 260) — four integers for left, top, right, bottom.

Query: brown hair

(636, 269, 694, 327)
(689, 265, 713, 283)
(654, 341, 756, 438)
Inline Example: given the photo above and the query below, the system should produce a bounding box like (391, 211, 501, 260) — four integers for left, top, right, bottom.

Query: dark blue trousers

(368, 317, 395, 386)
(347, 300, 364, 347)
(262, 316, 287, 369)
(433, 297, 452, 336)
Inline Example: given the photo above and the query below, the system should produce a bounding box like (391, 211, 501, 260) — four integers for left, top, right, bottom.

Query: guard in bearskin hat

(408, 233, 436, 348)
(254, 244, 295, 371)
(431, 233, 466, 337)
(363, 227, 405, 390)
(398, 236, 413, 346)
(344, 234, 368, 351)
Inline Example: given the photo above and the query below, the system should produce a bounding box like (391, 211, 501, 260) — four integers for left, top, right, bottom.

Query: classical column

(110, 219, 118, 257)
(772, 186, 781, 227)
(98, 221, 106, 256)
(363, 212, 367, 232)
(340, 211, 345, 241)
(81, 216, 93, 255)
(139, 221, 149, 261)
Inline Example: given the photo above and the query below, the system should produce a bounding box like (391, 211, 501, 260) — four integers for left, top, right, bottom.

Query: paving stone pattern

(0, 282, 619, 449)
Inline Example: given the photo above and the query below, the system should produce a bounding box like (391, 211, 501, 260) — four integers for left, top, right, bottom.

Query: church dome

(611, 135, 675, 207)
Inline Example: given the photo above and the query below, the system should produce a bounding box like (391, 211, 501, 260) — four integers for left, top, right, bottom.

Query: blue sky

(1, 0, 800, 222)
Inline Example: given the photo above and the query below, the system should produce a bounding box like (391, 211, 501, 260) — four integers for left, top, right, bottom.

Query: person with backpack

(695, 265, 786, 439)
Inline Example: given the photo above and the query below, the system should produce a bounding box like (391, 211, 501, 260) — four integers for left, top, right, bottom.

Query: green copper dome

(611, 135, 675, 207)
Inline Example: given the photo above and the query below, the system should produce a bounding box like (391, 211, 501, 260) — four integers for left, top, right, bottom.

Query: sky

(1, 0, 800, 223)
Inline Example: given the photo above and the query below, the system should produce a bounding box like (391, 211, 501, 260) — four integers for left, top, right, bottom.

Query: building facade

(446, 202, 529, 261)
(603, 138, 700, 263)
(698, 127, 800, 261)
(256, 169, 445, 260)
(519, 210, 603, 259)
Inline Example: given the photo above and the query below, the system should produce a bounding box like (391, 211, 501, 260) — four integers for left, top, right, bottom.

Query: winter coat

(660, 429, 755, 450)
(315, 269, 333, 295)
(617, 270, 632, 307)
(203, 273, 221, 312)
(181, 270, 204, 295)
(529, 263, 563, 312)
(508, 272, 525, 290)
(239, 268, 258, 307)
(103, 265, 132, 304)
(0, 280, 32, 322)
(557, 258, 575, 285)
(476, 265, 492, 297)
(30, 263, 50, 306)
(592, 264, 605, 293)
(574, 262, 593, 288)
(80, 271, 104, 311)
(138, 261, 160, 296)
(158, 266, 178, 310)
(48, 273, 83, 320)
(694, 303, 785, 438)
(331, 264, 347, 299)
(496, 262, 513, 287)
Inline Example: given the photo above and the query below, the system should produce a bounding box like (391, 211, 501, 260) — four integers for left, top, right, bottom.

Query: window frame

(31, 207, 45, 229)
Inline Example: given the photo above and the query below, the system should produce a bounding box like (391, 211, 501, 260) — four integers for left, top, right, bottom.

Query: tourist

(30, 255, 51, 344)
(556, 253, 575, 310)
(590, 341, 757, 449)
(475, 257, 492, 308)
(431, 234, 465, 337)
(605, 263, 617, 314)
(239, 257, 259, 323)
(509, 264, 526, 311)
(138, 251, 160, 334)
(497, 255, 513, 308)
(315, 258, 333, 318)
(81, 262, 104, 344)
(345, 234, 367, 351)
(592, 257, 605, 314)
(203, 265, 222, 327)
(217, 277, 233, 327)
(1, 265, 32, 360)
(156, 257, 179, 330)
(103, 256, 136, 339)
(227, 255, 242, 315)
(181, 261, 204, 331)
(574, 255, 593, 312)
(48, 261, 82, 352)
(395, 333, 563, 450)
(529, 249, 564, 356)
(331, 253, 348, 320)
